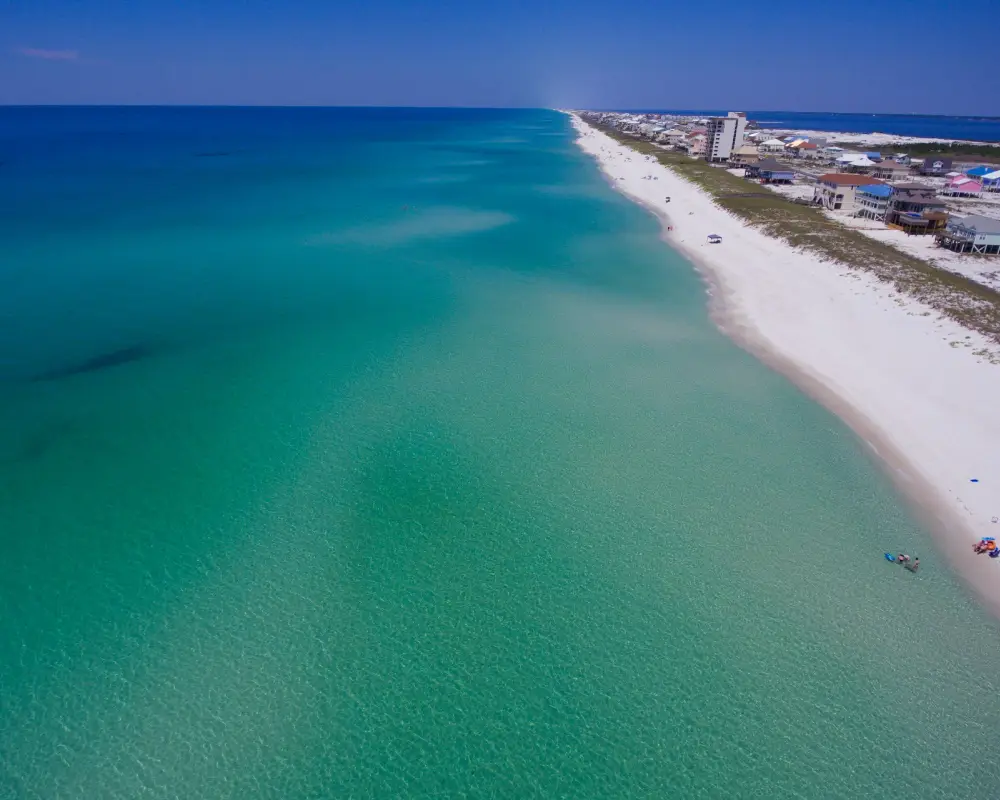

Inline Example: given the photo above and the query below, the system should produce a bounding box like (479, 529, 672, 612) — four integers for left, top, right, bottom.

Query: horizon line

(0, 103, 997, 119)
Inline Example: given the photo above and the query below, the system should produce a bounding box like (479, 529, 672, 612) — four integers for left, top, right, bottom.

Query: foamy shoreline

(569, 113, 1000, 615)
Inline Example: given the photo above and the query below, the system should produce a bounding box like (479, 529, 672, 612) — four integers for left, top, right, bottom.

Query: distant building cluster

(579, 110, 1000, 255)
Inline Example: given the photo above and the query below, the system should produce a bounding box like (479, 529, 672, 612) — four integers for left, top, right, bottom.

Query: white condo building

(704, 112, 747, 162)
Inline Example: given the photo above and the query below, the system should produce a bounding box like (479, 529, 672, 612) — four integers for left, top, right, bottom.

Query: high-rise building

(704, 112, 747, 162)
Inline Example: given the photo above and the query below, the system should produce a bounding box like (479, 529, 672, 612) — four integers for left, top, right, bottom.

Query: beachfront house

(942, 176, 983, 197)
(936, 215, 1000, 254)
(982, 170, 1000, 192)
(890, 209, 949, 235)
(885, 184, 948, 234)
(745, 158, 795, 184)
(855, 184, 893, 221)
(813, 174, 887, 211)
(889, 184, 946, 213)
(856, 181, 948, 225)
(919, 157, 953, 176)
(869, 161, 910, 181)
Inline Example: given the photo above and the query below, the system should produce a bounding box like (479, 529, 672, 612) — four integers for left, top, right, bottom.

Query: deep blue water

(620, 108, 1000, 141)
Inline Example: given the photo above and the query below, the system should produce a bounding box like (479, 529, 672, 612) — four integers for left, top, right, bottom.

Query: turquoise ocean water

(1, 107, 998, 798)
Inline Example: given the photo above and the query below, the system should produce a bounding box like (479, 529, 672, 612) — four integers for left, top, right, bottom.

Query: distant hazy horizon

(2, 103, 1000, 119)
(3, 0, 998, 113)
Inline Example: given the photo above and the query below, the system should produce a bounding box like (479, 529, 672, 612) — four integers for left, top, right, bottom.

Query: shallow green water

(0, 107, 998, 798)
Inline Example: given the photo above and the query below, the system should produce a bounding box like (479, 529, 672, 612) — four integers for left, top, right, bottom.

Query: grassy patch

(592, 124, 1000, 347)
(900, 143, 1000, 164)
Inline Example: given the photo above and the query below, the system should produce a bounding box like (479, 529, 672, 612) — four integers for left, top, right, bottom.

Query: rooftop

(892, 185, 943, 202)
(954, 215, 1000, 235)
(818, 173, 888, 186)
(756, 158, 794, 171)
(858, 184, 893, 198)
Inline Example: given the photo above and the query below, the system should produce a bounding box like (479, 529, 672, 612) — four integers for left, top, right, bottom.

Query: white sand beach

(829, 212, 1000, 293)
(571, 114, 1000, 612)
(760, 129, 999, 147)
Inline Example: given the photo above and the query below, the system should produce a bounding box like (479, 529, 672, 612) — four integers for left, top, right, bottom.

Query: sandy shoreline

(569, 114, 1000, 616)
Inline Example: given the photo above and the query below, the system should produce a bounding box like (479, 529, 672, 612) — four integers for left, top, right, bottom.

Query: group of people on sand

(973, 537, 999, 558)
(896, 553, 920, 572)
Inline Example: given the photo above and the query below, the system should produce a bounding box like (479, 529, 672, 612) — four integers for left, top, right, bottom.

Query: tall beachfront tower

(705, 112, 747, 162)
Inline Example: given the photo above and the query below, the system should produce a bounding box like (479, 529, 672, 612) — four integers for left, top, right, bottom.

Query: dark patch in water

(31, 345, 152, 382)
(14, 419, 78, 463)
(194, 151, 237, 158)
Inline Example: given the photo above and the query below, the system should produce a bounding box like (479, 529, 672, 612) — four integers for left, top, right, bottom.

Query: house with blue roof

(855, 184, 894, 221)
(853, 182, 948, 231)
(966, 165, 993, 178)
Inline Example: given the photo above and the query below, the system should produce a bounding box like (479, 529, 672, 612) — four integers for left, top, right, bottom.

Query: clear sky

(3, 0, 999, 113)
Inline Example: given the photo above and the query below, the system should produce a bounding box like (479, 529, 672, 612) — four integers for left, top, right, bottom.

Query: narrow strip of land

(572, 113, 1000, 616)
(593, 122, 1000, 348)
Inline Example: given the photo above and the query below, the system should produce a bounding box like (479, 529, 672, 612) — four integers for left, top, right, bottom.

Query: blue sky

(3, 0, 998, 113)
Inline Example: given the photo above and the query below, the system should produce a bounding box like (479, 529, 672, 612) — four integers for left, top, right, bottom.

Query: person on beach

(898, 553, 910, 564)
(912, 557, 920, 571)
